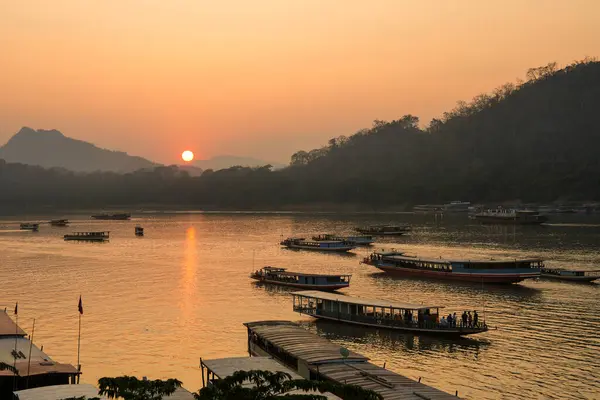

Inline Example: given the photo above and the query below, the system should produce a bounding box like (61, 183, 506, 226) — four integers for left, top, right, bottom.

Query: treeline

(1, 59, 599, 211)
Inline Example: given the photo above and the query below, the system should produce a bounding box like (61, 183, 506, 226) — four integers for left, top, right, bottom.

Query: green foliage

(194, 369, 382, 400)
(1, 58, 599, 210)
(98, 376, 182, 400)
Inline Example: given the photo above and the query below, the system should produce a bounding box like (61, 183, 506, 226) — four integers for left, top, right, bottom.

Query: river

(0, 212, 598, 399)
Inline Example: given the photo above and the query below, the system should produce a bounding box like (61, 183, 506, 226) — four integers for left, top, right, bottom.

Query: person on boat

(467, 311, 473, 328)
(473, 310, 479, 327)
(461, 311, 467, 327)
(447, 313, 453, 327)
(440, 316, 447, 327)
(453, 312, 457, 327)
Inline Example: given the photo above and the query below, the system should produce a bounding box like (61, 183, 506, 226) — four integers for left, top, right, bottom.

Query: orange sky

(1, 1, 598, 164)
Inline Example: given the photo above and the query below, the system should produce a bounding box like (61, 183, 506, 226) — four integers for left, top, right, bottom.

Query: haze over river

(1, 213, 599, 399)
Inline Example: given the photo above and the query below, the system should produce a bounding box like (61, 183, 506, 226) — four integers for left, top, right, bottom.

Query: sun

(181, 150, 194, 162)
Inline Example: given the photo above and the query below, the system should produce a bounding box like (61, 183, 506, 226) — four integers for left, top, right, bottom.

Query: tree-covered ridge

(1, 59, 599, 211)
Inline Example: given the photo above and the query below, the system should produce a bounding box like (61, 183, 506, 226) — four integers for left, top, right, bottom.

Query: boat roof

(244, 321, 368, 364)
(14, 384, 108, 400)
(293, 291, 443, 310)
(378, 253, 544, 264)
(0, 311, 26, 337)
(0, 337, 78, 377)
(201, 356, 303, 380)
(262, 267, 351, 278)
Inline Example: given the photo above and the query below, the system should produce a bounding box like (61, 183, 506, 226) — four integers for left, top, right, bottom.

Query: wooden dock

(244, 321, 459, 400)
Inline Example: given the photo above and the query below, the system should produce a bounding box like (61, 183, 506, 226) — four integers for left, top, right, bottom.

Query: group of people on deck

(440, 310, 479, 328)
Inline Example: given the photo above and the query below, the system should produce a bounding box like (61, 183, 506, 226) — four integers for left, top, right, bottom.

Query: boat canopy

(380, 253, 543, 265)
(262, 267, 351, 278)
(293, 290, 443, 311)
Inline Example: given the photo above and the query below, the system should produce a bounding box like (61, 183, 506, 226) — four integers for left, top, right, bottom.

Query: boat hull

(282, 244, 354, 252)
(302, 312, 486, 337)
(64, 236, 108, 242)
(251, 277, 349, 291)
(91, 214, 130, 220)
(474, 216, 548, 225)
(369, 262, 538, 283)
(541, 273, 599, 282)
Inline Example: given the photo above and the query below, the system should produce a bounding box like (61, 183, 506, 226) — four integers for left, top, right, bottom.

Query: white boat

(312, 233, 375, 245)
(250, 266, 351, 290)
(280, 237, 355, 252)
(541, 268, 600, 282)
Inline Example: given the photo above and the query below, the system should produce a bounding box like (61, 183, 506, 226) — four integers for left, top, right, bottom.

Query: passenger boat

(541, 268, 600, 282)
(363, 250, 542, 283)
(250, 267, 351, 290)
(354, 225, 410, 235)
(443, 201, 471, 213)
(64, 231, 109, 242)
(292, 290, 488, 337)
(19, 223, 39, 231)
(91, 213, 131, 220)
(312, 233, 375, 246)
(472, 208, 548, 224)
(280, 237, 355, 252)
(49, 219, 69, 226)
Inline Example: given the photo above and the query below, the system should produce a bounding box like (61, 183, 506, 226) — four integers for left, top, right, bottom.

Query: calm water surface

(0, 213, 599, 399)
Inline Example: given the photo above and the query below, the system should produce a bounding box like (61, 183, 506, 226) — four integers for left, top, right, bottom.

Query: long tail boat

(250, 266, 351, 291)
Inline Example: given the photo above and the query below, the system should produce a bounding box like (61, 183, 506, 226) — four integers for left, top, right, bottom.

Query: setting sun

(181, 150, 194, 162)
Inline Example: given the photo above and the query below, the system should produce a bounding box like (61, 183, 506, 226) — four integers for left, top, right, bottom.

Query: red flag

(78, 296, 83, 315)
(14, 302, 18, 315)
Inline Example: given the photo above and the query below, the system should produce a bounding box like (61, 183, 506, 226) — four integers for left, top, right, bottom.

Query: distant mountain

(175, 164, 204, 177)
(0, 127, 158, 173)
(193, 155, 285, 171)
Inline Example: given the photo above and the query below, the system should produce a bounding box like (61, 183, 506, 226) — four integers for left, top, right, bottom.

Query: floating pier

(244, 320, 460, 399)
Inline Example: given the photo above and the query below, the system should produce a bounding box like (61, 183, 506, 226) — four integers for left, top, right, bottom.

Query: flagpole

(77, 296, 82, 384)
(26, 319, 35, 389)
(13, 303, 18, 391)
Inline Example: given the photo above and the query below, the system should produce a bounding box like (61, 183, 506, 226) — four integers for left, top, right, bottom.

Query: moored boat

(19, 223, 39, 231)
(250, 266, 351, 290)
(292, 290, 488, 337)
(312, 233, 375, 245)
(49, 219, 69, 226)
(64, 231, 109, 242)
(354, 224, 410, 235)
(91, 213, 131, 220)
(473, 208, 548, 224)
(541, 268, 600, 282)
(363, 250, 542, 283)
(280, 237, 355, 252)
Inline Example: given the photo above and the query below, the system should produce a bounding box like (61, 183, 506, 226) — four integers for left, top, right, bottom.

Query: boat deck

(244, 321, 460, 399)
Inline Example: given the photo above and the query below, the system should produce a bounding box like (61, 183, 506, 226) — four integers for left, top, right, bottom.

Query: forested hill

(1, 59, 599, 211)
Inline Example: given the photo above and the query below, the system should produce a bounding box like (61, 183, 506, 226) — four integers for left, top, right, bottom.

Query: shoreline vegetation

(1, 59, 599, 213)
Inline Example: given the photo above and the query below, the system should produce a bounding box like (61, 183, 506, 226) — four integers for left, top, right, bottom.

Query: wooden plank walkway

(245, 321, 459, 400)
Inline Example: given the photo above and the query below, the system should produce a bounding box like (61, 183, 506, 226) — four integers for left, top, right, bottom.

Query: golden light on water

(181, 150, 194, 162)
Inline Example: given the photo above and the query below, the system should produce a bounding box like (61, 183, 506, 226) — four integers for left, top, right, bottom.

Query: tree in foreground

(194, 370, 383, 400)
(98, 376, 182, 400)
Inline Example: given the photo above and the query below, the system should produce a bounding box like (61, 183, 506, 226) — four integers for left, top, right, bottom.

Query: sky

(1, 1, 598, 164)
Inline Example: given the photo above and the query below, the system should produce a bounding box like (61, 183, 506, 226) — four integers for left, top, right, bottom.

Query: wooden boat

(19, 223, 39, 231)
(292, 290, 488, 337)
(363, 250, 542, 284)
(64, 231, 109, 242)
(312, 233, 375, 245)
(91, 213, 131, 220)
(354, 225, 410, 235)
(541, 268, 600, 282)
(473, 209, 548, 225)
(280, 237, 355, 252)
(49, 219, 69, 226)
(250, 266, 351, 291)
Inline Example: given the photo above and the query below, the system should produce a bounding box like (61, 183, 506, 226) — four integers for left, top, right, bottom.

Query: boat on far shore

(312, 233, 375, 245)
(355, 225, 410, 236)
(280, 237, 355, 252)
(49, 219, 69, 226)
(541, 268, 600, 282)
(250, 266, 351, 290)
(64, 231, 109, 242)
(472, 208, 548, 225)
(19, 223, 39, 231)
(91, 213, 131, 220)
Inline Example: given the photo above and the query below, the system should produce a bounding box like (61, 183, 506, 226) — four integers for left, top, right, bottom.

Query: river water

(0, 213, 598, 399)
